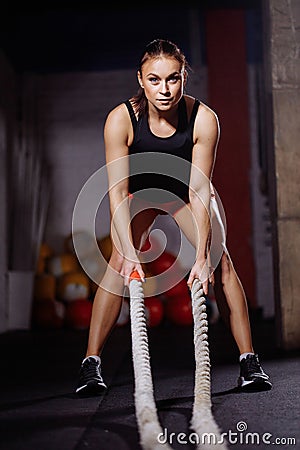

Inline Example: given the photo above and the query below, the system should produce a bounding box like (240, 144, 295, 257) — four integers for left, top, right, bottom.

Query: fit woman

(76, 39, 272, 395)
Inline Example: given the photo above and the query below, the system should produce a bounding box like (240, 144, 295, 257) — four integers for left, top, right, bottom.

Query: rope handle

(130, 270, 141, 281)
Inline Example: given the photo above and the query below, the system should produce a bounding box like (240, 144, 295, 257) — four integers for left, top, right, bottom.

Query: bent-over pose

(76, 39, 272, 395)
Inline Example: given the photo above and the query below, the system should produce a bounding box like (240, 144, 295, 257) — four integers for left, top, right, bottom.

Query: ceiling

(0, 1, 262, 74)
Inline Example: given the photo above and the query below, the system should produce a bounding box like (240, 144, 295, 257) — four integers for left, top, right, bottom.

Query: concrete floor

(0, 317, 299, 450)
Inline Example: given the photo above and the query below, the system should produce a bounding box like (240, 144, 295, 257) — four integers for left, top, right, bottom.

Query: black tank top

(125, 97, 200, 203)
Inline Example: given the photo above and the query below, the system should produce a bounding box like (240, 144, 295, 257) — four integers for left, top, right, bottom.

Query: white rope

(129, 278, 172, 450)
(129, 276, 228, 450)
(191, 279, 228, 449)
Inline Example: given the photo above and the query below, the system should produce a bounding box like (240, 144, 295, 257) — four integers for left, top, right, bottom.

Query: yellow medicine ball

(48, 253, 79, 277)
(58, 271, 90, 302)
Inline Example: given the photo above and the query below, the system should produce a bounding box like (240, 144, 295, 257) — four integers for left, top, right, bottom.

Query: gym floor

(0, 317, 299, 450)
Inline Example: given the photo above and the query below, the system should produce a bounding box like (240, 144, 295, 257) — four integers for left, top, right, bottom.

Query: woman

(76, 39, 272, 395)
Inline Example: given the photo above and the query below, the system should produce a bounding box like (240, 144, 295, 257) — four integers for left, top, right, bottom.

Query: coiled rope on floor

(129, 273, 228, 450)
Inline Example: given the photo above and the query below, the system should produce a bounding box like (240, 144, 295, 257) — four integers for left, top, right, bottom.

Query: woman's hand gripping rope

(121, 258, 145, 287)
(187, 256, 214, 295)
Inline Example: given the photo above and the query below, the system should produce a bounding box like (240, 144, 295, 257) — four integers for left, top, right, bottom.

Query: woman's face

(138, 56, 186, 111)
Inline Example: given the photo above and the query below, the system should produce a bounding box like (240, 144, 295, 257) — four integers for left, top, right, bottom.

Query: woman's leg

(213, 252, 254, 354)
(172, 203, 254, 354)
(86, 207, 159, 357)
(75, 206, 160, 394)
(85, 248, 125, 357)
(173, 202, 272, 391)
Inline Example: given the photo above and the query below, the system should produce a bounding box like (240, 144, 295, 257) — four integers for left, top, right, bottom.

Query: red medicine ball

(164, 278, 189, 299)
(65, 299, 93, 330)
(144, 296, 164, 327)
(148, 251, 177, 275)
(165, 295, 193, 326)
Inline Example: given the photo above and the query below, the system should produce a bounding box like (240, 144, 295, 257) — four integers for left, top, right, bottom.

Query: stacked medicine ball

(32, 233, 96, 330)
(32, 232, 219, 330)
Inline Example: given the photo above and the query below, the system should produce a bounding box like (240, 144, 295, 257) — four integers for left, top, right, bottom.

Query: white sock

(239, 352, 255, 362)
(82, 355, 100, 364)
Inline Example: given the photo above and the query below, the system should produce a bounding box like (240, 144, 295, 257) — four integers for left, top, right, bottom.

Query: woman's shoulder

(105, 101, 132, 127)
(194, 101, 220, 139)
(198, 104, 219, 133)
(106, 101, 129, 119)
(103, 102, 135, 145)
(183, 95, 218, 119)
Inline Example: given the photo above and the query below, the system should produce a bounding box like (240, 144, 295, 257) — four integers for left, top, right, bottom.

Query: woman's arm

(187, 103, 220, 293)
(104, 103, 144, 284)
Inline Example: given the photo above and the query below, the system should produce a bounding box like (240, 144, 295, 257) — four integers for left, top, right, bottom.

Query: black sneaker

(76, 356, 107, 395)
(238, 354, 272, 392)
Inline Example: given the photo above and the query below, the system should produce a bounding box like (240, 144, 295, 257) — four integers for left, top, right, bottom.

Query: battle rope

(129, 272, 228, 449)
(191, 279, 228, 449)
(129, 273, 172, 450)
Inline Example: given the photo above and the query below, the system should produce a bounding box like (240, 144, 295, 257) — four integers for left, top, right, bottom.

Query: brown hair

(131, 39, 188, 116)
